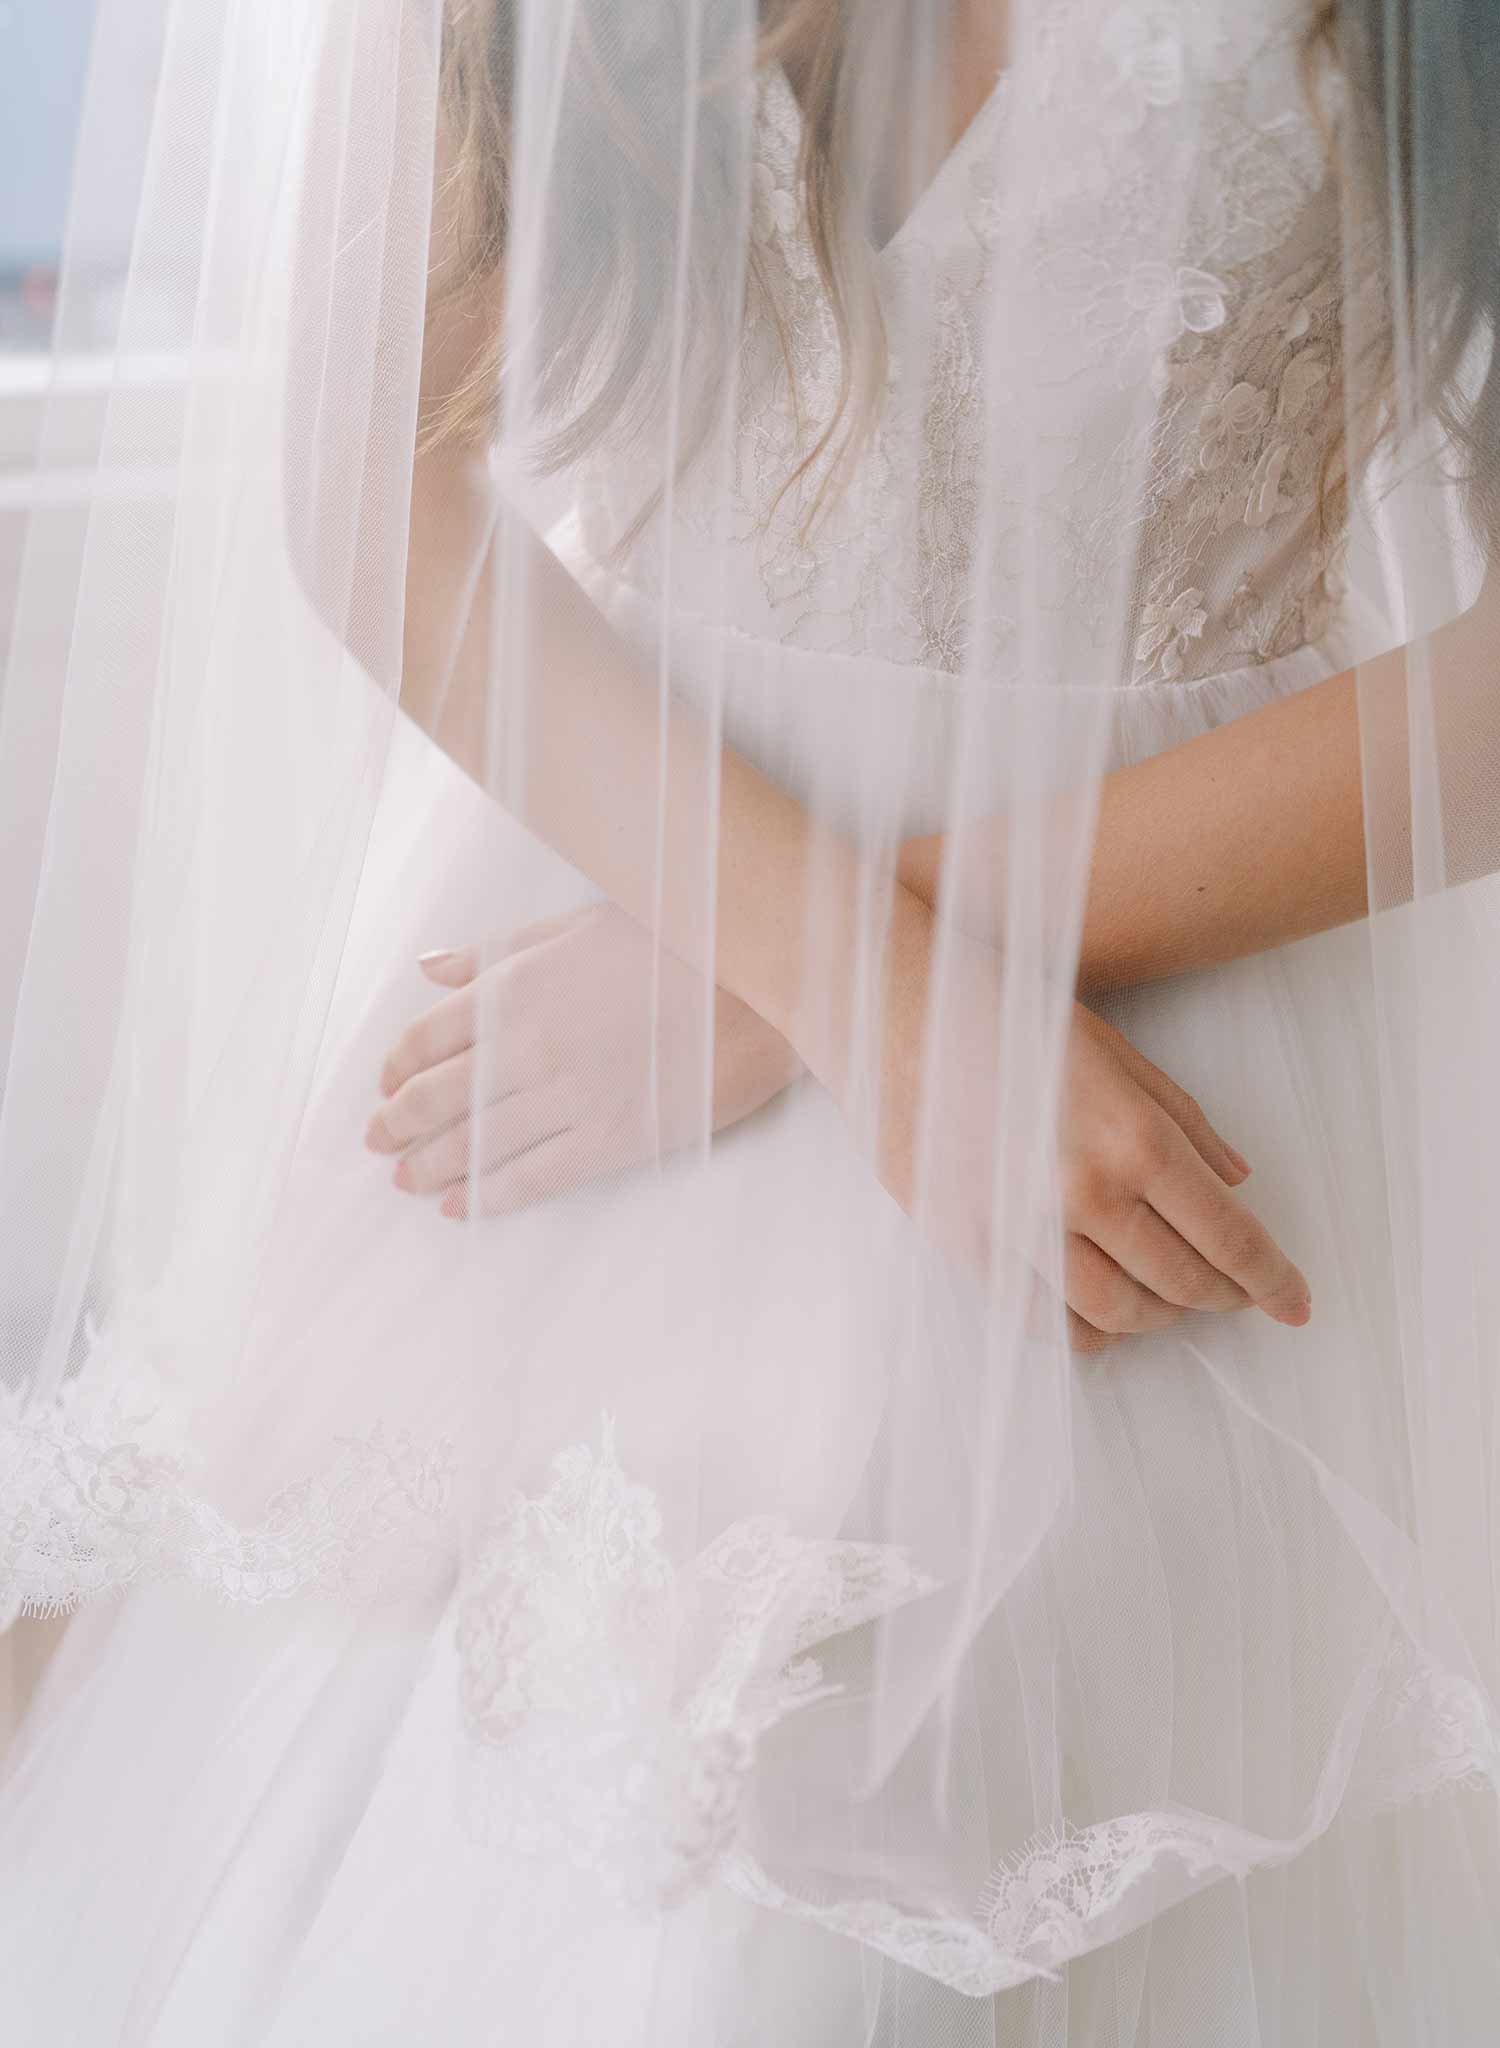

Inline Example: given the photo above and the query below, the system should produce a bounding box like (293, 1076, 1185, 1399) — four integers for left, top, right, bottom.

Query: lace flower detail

(1127, 261, 1229, 348)
(1, 1339, 455, 1625)
(750, 125, 817, 284)
(1241, 440, 1295, 528)
(981, 1814, 1228, 1970)
(1198, 379, 1269, 469)
(456, 1417, 937, 1912)
(1135, 586, 1208, 678)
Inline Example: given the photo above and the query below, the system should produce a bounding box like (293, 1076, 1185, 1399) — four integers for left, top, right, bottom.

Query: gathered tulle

(3, 0, 1499, 2041)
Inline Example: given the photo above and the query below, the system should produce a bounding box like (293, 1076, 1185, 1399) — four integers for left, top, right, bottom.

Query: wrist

(789, 876, 936, 1106)
(711, 994, 803, 1130)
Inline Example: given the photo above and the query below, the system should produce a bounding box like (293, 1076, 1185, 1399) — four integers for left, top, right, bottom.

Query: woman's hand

(366, 904, 803, 1217)
(798, 888, 1312, 1351)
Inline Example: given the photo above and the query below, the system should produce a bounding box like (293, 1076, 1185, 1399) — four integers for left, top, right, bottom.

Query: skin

(366, 8, 1498, 1347)
(377, 432, 1322, 1347)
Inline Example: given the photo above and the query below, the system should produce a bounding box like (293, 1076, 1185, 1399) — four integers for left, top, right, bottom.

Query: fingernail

(1224, 1145, 1252, 1178)
(1277, 1298, 1312, 1327)
(418, 949, 455, 973)
(440, 1190, 466, 1219)
(392, 1159, 413, 1191)
(364, 1114, 397, 1154)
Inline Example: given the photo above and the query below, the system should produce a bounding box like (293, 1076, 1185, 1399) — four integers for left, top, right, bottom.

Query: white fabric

(1, 1, 1498, 2042)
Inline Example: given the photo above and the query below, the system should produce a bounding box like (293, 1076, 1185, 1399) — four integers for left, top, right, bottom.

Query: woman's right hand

(1054, 998, 1310, 1350)
(799, 888, 1311, 1352)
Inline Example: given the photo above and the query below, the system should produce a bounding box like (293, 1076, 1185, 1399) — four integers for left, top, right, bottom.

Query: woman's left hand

(366, 903, 803, 1216)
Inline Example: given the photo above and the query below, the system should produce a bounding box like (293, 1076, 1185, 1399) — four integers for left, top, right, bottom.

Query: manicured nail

(364, 1114, 397, 1153)
(440, 1190, 466, 1219)
(392, 1159, 413, 1191)
(1277, 1298, 1312, 1327)
(1224, 1145, 1252, 1178)
(418, 949, 456, 972)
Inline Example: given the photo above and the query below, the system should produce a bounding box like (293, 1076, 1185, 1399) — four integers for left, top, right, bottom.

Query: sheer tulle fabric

(1, 2, 1497, 2042)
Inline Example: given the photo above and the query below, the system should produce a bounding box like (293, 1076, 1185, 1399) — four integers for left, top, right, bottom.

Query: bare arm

(404, 443, 843, 1047)
(897, 571, 1500, 994)
(898, 665, 1368, 995)
(405, 119, 1498, 1027)
(397, 471, 1317, 1326)
(409, 441, 1497, 1033)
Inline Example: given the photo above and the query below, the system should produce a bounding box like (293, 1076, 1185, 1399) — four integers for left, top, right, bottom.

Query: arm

(898, 667, 1367, 996)
(404, 446, 847, 1049)
(396, 450, 1313, 1332)
(406, 114, 1496, 1028)
(899, 572, 1500, 994)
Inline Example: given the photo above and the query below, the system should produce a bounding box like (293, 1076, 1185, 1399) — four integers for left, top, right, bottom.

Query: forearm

(408, 457, 1496, 1033)
(900, 577, 1500, 992)
(403, 452, 861, 1055)
(899, 667, 1368, 993)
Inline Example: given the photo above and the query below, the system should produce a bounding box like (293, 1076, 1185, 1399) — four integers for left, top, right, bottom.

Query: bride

(2, 0, 1498, 2040)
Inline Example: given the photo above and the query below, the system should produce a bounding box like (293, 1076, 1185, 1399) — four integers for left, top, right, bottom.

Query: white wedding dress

(2, 10, 1498, 2045)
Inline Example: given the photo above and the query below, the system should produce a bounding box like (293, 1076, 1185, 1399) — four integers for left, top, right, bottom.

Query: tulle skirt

(2, 593, 1498, 2045)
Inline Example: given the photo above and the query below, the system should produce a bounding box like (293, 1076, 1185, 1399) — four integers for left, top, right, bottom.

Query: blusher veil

(0, 2, 1497, 2040)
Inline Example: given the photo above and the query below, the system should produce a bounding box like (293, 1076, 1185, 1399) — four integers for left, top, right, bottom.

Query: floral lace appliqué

(583, 1, 1352, 695)
(0, 1314, 455, 1626)
(455, 1417, 936, 1912)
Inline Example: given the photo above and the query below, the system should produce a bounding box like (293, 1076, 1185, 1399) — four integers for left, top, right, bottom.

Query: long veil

(2, 1, 1497, 2039)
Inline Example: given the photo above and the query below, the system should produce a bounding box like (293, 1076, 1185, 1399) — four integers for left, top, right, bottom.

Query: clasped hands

(365, 895, 1310, 1349)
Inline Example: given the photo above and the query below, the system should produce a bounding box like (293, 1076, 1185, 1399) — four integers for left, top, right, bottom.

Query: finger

(1064, 1233, 1188, 1336)
(380, 989, 479, 1098)
(1113, 1043, 1251, 1187)
(1020, 1260, 1120, 1355)
(416, 910, 589, 990)
(1139, 1118, 1311, 1325)
(1067, 1308, 1120, 1356)
(1016, 1254, 1134, 1356)
(416, 946, 483, 990)
(1088, 1199, 1252, 1315)
(441, 1132, 629, 1219)
(367, 1050, 475, 1151)
(394, 1091, 568, 1193)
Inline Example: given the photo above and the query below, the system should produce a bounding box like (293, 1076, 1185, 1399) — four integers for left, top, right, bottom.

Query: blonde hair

(424, 0, 904, 527)
(427, 2, 1500, 560)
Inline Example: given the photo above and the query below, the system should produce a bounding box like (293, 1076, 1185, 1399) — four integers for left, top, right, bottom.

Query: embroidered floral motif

(979, 1814, 1230, 1967)
(725, 1627, 1500, 1998)
(447, 1417, 1500, 1991)
(1129, 261, 1231, 348)
(1128, 246, 1348, 680)
(1346, 1632, 1500, 1814)
(578, 0, 1351, 692)
(1136, 586, 1209, 679)
(0, 1313, 455, 1625)
(456, 1418, 936, 1912)
(1199, 380, 1270, 470)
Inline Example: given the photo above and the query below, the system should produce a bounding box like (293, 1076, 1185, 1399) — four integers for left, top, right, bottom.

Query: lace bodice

(578, 0, 1351, 690)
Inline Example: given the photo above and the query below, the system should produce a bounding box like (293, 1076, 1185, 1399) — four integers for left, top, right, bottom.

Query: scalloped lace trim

(0, 1316, 455, 1627)
(455, 1418, 937, 1911)
(451, 1421, 1500, 1995)
(728, 1634, 1500, 1997)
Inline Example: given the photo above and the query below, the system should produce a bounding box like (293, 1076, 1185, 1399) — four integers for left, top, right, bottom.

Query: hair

(424, 0, 928, 518)
(1312, 2, 1500, 553)
(429, 1, 1500, 557)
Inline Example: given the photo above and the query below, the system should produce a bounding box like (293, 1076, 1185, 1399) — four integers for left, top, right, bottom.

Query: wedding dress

(2, 3, 1497, 2044)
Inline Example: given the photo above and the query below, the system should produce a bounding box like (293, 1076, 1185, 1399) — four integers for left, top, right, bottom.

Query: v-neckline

(771, 63, 1009, 261)
(874, 68, 1009, 256)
